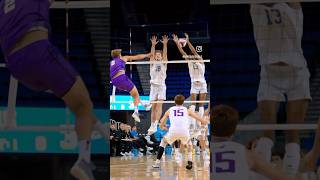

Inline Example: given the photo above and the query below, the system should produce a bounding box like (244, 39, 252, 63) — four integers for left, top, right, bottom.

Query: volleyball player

(250, 3, 310, 177)
(173, 33, 207, 117)
(110, 49, 151, 122)
(212, 105, 299, 180)
(0, 1, 108, 179)
(152, 94, 208, 170)
(147, 35, 168, 135)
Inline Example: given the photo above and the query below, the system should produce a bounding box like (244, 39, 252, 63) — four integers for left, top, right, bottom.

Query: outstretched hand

(161, 35, 169, 44)
(172, 34, 179, 43)
(150, 36, 159, 45)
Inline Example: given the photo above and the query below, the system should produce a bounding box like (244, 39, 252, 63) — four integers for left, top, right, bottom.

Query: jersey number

(193, 63, 198, 70)
(173, 109, 184, 117)
(214, 151, 236, 173)
(4, 0, 15, 14)
(265, 9, 282, 25)
(156, 65, 161, 72)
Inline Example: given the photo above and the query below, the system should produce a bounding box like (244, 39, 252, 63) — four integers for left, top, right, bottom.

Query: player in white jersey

(173, 33, 208, 157)
(250, 3, 311, 177)
(152, 94, 208, 170)
(211, 105, 299, 180)
(147, 35, 169, 135)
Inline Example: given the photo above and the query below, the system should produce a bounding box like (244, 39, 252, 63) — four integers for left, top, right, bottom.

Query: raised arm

(185, 33, 204, 64)
(150, 36, 158, 61)
(172, 34, 188, 59)
(185, 33, 199, 57)
(122, 53, 151, 62)
(161, 35, 169, 61)
(159, 110, 170, 130)
(188, 109, 208, 125)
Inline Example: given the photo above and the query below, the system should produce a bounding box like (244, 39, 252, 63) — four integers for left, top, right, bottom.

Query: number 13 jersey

(212, 141, 251, 180)
(250, 3, 306, 68)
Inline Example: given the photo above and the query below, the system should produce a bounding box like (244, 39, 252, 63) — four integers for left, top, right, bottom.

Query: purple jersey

(110, 57, 126, 78)
(0, 0, 51, 57)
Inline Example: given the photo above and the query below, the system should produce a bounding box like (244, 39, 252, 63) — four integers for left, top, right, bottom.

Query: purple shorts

(111, 74, 135, 92)
(6, 40, 79, 97)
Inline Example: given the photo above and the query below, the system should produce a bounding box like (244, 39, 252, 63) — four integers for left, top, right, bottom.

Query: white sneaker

(132, 112, 141, 122)
(152, 160, 160, 168)
(147, 122, 158, 135)
(70, 159, 96, 180)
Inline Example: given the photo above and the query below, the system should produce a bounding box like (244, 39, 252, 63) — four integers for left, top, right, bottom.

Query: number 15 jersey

(212, 141, 251, 180)
(168, 106, 189, 133)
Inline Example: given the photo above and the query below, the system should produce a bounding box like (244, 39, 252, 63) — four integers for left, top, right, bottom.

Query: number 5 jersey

(212, 140, 251, 180)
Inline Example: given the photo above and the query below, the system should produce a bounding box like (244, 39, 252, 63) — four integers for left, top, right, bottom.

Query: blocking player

(147, 35, 168, 135)
(250, 3, 310, 177)
(212, 105, 300, 180)
(152, 94, 208, 170)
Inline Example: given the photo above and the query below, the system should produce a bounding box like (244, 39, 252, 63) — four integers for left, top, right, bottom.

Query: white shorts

(190, 81, 207, 94)
(163, 129, 190, 145)
(150, 84, 166, 101)
(258, 65, 311, 102)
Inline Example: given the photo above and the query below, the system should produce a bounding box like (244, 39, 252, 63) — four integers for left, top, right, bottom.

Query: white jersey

(212, 141, 251, 180)
(188, 62, 206, 83)
(150, 63, 167, 85)
(168, 106, 190, 132)
(250, 3, 306, 67)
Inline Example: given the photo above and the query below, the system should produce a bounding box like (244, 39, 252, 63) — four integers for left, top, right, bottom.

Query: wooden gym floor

(110, 155, 209, 180)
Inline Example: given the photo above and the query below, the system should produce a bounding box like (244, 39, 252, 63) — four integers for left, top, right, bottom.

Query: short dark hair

(174, 94, 185, 105)
(211, 105, 239, 138)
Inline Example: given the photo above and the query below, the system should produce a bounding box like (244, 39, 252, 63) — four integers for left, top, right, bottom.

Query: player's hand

(184, 33, 189, 42)
(151, 36, 159, 45)
(161, 35, 169, 44)
(172, 34, 179, 43)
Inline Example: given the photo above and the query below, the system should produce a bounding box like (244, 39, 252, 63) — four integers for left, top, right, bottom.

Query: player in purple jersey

(0, 1, 107, 179)
(212, 105, 299, 180)
(110, 49, 151, 122)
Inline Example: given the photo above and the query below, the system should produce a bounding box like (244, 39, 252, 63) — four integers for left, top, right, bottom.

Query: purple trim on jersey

(0, 0, 51, 56)
(6, 40, 78, 97)
(111, 74, 134, 92)
(110, 57, 126, 78)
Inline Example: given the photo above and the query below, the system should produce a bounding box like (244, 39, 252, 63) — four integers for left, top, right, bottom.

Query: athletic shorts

(111, 74, 135, 92)
(150, 84, 166, 101)
(190, 81, 207, 94)
(258, 65, 311, 102)
(163, 129, 190, 145)
(6, 40, 78, 97)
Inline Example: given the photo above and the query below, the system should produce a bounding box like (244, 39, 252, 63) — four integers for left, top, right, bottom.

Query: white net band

(126, 59, 210, 65)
